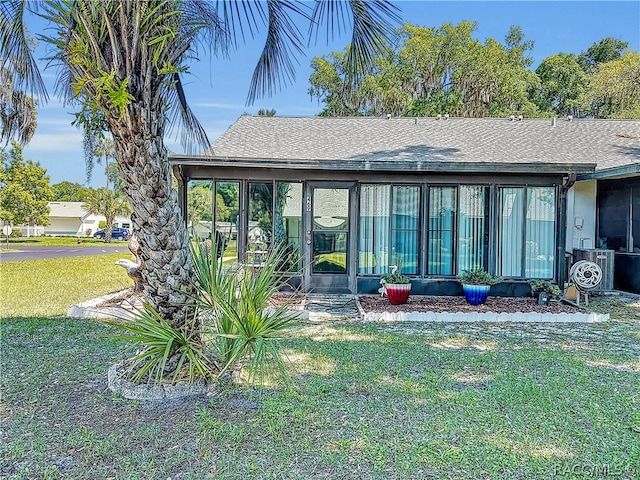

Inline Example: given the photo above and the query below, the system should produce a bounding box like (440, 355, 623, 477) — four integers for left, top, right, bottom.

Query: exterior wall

(177, 164, 567, 296)
(566, 180, 597, 252)
(45, 218, 87, 236)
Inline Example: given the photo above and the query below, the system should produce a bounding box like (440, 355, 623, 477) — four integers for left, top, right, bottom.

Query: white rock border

(67, 290, 138, 319)
(359, 308, 609, 323)
(107, 362, 213, 401)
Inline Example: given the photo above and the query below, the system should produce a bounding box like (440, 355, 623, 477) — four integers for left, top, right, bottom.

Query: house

(170, 115, 640, 295)
(43, 201, 131, 237)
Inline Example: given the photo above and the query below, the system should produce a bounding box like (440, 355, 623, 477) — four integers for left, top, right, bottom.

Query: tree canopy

(51, 181, 94, 202)
(309, 22, 638, 119)
(0, 143, 53, 226)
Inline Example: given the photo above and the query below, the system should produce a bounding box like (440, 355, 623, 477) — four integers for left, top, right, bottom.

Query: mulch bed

(96, 290, 583, 315)
(358, 295, 583, 314)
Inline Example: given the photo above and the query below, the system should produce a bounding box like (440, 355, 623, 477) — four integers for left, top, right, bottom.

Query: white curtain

(359, 185, 390, 274)
(457, 186, 488, 272)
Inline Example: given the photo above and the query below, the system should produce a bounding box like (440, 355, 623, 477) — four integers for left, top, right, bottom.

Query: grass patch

(5, 236, 123, 247)
(0, 254, 130, 317)
(1, 256, 639, 478)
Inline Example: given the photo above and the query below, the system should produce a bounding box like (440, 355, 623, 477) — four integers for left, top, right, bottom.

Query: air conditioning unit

(573, 249, 615, 291)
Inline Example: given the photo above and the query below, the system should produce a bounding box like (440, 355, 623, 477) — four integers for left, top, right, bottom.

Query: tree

(309, 22, 540, 118)
(1, 65, 37, 145)
(534, 53, 589, 116)
(51, 181, 94, 202)
(0, 142, 53, 227)
(587, 51, 640, 118)
(83, 188, 132, 243)
(2, 0, 399, 327)
(257, 108, 276, 116)
(578, 37, 628, 72)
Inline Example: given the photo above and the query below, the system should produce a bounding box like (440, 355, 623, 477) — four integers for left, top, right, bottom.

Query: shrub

(107, 303, 217, 384)
(9, 228, 22, 237)
(457, 266, 502, 285)
(529, 279, 561, 297)
(190, 242, 299, 385)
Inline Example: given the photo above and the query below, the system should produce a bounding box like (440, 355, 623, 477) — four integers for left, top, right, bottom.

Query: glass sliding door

(358, 185, 419, 275)
(428, 187, 456, 275)
(215, 181, 239, 263)
(498, 187, 524, 277)
(457, 186, 489, 272)
(497, 186, 556, 278)
(359, 185, 390, 274)
(525, 187, 556, 278)
(391, 186, 420, 274)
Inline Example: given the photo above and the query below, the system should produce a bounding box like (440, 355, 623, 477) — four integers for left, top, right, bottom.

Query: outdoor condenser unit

(572, 249, 615, 292)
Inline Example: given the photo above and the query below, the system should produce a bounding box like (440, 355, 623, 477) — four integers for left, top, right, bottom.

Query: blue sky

(20, 1, 640, 188)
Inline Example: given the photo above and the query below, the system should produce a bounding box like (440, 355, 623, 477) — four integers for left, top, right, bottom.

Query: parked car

(93, 227, 130, 241)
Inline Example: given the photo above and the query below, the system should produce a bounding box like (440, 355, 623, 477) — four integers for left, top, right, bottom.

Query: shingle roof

(176, 116, 640, 174)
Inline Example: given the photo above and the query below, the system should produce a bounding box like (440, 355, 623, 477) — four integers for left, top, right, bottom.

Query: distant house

(170, 115, 640, 295)
(42, 202, 131, 237)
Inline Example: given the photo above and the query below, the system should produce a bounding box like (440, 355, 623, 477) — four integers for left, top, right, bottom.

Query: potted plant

(457, 266, 502, 305)
(529, 279, 561, 306)
(380, 266, 411, 305)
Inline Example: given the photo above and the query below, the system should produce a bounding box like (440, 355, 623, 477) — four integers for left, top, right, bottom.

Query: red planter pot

(386, 283, 411, 305)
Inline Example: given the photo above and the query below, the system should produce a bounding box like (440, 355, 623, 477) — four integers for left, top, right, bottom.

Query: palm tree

(1, 0, 399, 327)
(83, 188, 132, 243)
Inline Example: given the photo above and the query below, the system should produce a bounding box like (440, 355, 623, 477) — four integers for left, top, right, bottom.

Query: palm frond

(246, 0, 310, 104)
(165, 72, 211, 154)
(0, 0, 48, 99)
(106, 302, 216, 385)
(189, 241, 299, 386)
(309, 0, 401, 80)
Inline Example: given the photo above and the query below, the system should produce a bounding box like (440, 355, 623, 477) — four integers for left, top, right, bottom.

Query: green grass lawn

(1, 255, 639, 479)
(0, 254, 131, 317)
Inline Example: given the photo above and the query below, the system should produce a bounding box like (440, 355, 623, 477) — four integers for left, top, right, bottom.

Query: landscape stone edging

(361, 310, 609, 323)
(67, 290, 137, 319)
(107, 362, 212, 401)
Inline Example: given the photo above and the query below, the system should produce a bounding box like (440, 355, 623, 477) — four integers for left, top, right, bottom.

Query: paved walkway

(304, 294, 360, 320)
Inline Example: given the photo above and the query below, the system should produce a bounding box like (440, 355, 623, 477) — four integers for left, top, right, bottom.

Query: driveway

(0, 244, 129, 262)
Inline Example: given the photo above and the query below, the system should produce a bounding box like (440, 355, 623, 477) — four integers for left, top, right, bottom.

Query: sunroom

(170, 115, 636, 296)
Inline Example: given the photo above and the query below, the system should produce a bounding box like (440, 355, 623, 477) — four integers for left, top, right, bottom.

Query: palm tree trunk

(109, 104, 194, 327)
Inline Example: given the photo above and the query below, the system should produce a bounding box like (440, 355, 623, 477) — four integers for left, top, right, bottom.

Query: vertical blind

(498, 186, 556, 278)
(457, 186, 488, 272)
(359, 185, 419, 275)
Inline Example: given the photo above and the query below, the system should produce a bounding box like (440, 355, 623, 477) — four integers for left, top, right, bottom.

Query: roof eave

(169, 154, 596, 175)
(577, 162, 640, 181)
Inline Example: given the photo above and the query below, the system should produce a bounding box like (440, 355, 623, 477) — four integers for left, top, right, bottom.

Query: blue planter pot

(463, 284, 491, 305)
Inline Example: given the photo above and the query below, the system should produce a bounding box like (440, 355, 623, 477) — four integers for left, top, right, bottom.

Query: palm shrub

(190, 241, 299, 385)
(107, 303, 217, 384)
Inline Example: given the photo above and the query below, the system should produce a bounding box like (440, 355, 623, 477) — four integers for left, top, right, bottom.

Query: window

(186, 179, 213, 241)
(247, 181, 302, 271)
(428, 187, 455, 275)
(497, 186, 556, 278)
(359, 185, 419, 275)
(427, 185, 488, 275)
(215, 181, 239, 262)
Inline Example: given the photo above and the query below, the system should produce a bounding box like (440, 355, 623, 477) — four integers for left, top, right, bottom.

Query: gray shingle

(199, 116, 640, 173)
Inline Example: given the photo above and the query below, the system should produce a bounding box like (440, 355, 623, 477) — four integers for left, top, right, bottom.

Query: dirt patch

(359, 295, 583, 314)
